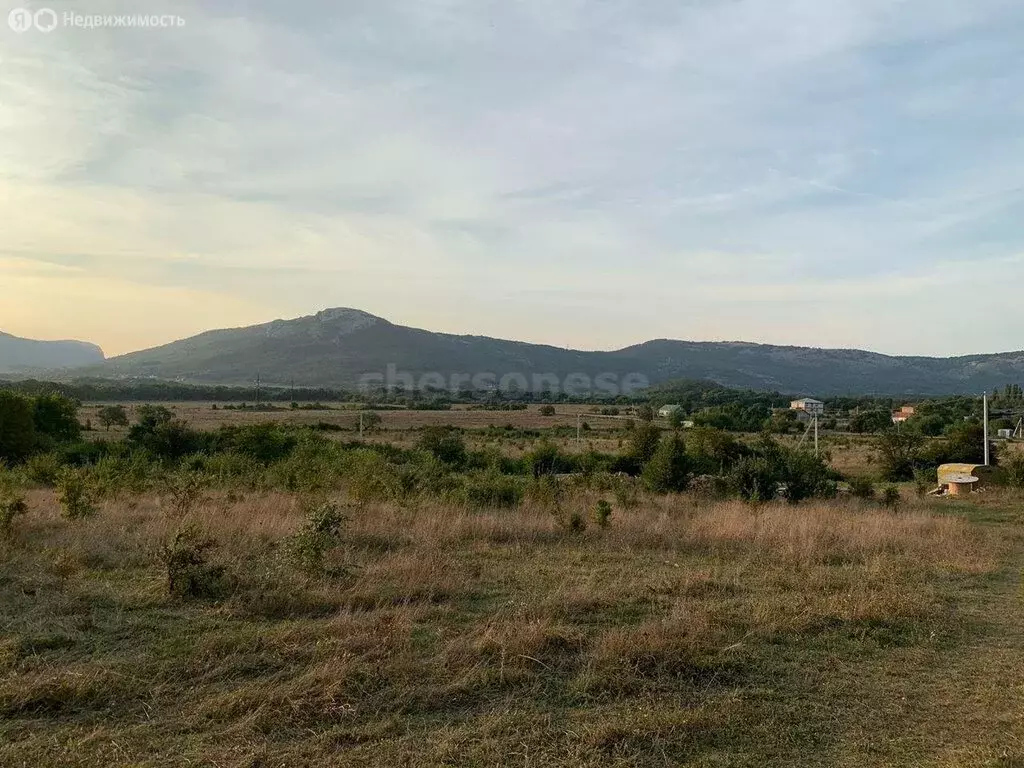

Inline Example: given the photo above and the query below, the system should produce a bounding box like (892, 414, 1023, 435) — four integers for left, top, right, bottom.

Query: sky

(1, 0, 1023, 358)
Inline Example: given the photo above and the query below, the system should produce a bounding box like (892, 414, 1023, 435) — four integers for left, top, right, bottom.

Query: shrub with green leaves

(56, 467, 98, 520)
(286, 502, 347, 576)
(642, 433, 690, 492)
(158, 523, 230, 599)
(0, 390, 36, 465)
(612, 477, 640, 509)
(593, 499, 612, 528)
(1001, 454, 1024, 489)
(416, 426, 467, 468)
(465, 471, 524, 509)
(729, 456, 779, 503)
(0, 491, 28, 538)
(848, 476, 875, 500)
(23, 452, 63, 486)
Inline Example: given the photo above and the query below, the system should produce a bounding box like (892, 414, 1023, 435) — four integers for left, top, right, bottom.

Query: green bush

(593, 499, 612, 528)
(416, 427, 467, 468)
(465, 471, 524, 509)
(128, 409, 207, 461)
(848, 476, 875, 500)
(924, 423, 992, 467)
(56, 467, 98, 520)
(779, 450, 837, 503)
(729, 456, 779, 502)
(0, 391, 36, 464)
(343, 450, 401, 503)
(91, 453, 155, 495)
(286, 502, 348, 576)
(23, 452, 63, 486)
(1001, 454, 1024, 489)
(612, 477, 640, 509)
(914, 467, 937, 496)
(33, 393, 81, 445)
(627, 423, 661, 465)
(642, 433, 690, 492)
(220, 423, 297, 464)
(158, 523, 230, 599)
(525, 441, 574, 478)
(0, 491, 28, 539)
(874, 431, 925, 481)
(848, 410, 893, 434)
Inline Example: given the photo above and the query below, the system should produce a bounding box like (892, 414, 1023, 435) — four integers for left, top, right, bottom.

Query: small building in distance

(892, 405, 915, 424)
(790, 397, 825, 415)
(658, 404, 683, 418)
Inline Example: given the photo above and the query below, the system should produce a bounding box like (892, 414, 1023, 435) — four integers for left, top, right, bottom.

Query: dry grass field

(80, 403, 625, 434)
(3, 483, 1023, 766)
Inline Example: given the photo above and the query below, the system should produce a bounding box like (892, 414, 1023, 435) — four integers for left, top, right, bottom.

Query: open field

(79, 402, 624, 433)
(3, 485, 1024, 766)
(6, 395, 1023, 765)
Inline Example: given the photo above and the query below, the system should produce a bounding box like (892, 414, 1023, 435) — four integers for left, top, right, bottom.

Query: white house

(658, 404, 683, 418)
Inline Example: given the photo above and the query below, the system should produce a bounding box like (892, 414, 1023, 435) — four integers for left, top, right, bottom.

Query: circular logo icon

(8, 8, 33, 33)
(34, 8, 57, 32)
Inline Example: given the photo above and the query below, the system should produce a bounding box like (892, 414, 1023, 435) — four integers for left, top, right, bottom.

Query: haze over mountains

(0, 332, 105, 374)
(9, 307, 1016, 396)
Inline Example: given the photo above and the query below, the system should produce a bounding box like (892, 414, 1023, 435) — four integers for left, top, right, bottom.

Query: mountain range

(19, 307, 1018, 396)
(0, 332, 105, 374)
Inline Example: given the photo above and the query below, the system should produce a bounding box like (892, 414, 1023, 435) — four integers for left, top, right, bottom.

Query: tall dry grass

(0, 487, 1007, 767)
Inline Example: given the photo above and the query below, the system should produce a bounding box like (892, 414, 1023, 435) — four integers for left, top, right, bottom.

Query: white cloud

(1, 0, 1023, 357)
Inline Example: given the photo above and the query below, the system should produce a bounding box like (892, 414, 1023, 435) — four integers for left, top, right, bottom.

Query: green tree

(729, 456, 780, 502)
(642, 433, 691, 492)
(33, 393, 81, 444)
(97, 404, 130, 431)
(874, 430, 925, 481)
(765, 409, 799, 434)
(627, 422, 662, 465)
(686, 427, 744, 475)
(135, 404, 174, 430)
(0, 391, 36, 464)
(924, 423, 991, 466)
(667, 409, 688, 429)
(416, 426, 467, 468)
(849, 410, 893, 433)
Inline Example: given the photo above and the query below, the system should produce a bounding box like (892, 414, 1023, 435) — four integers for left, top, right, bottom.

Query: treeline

(1, 393, 841, 506)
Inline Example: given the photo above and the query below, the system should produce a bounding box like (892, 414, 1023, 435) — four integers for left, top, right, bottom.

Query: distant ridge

(67, 307, 1024, 395)
(0, 332, 105, 373)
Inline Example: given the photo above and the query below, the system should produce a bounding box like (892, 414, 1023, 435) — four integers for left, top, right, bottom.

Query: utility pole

(255, 373, 261, 407)
(814, 413, 819, 458)
(983, 392, 990, 466)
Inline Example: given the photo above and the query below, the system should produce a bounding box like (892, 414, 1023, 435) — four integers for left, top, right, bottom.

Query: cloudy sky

(2, 0, 1023, 357)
